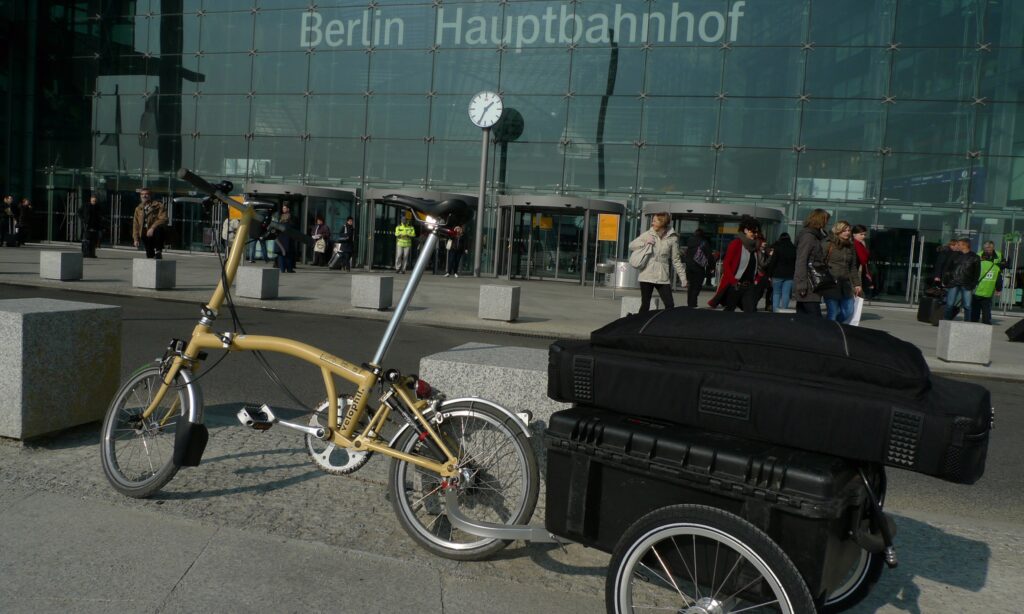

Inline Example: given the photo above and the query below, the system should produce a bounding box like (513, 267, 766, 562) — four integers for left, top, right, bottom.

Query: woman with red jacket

(852, 224, 874, 297)
(709, 216, 762, 312)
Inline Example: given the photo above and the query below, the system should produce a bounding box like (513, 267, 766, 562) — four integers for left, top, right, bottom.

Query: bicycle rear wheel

(100, 365, 189, 498)
(388, 402, 539, 561)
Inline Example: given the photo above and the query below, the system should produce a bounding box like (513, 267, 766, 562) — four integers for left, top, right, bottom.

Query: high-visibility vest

(395, 223, 415, 247)
(975, 260, 1001, 298)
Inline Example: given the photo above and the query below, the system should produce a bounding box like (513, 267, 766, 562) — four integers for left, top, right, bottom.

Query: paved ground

(1, 246, 1023, 613)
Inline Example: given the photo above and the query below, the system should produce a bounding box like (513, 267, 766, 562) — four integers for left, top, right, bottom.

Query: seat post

(371, 230, 440, 366)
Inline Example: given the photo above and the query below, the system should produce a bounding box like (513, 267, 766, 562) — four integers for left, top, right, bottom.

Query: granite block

(0, 298, 122, 439)
(937, 320, 993, 365)
(478, 285, 520, 321)
(351, 275, 393, 310)
(132, 258, 176, 290)
(39, 251, 83, 281)
(235, 267, 279, 299)
(620, 295, 660, 318)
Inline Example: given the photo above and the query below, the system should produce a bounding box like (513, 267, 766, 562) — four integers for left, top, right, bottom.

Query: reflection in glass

(881, 153, 975, 205)
(795, 150, 881, 202)
(716, 148, 797, 199)
(637, 145, 715, 196)
(642, 97, 719, 146)
(719, 98, 800, 148)
(885, 101, 973, 155)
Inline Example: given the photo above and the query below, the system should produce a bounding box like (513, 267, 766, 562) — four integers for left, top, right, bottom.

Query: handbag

(629, 242, 654, 270)
(314, 238, 327, 253)
(808, 244, 837, 293)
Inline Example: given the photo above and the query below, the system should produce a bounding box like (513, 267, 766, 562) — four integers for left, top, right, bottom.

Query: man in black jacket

(932, 238, 959, 286)
(79, 194, 103, 257)
(684, 228, 714, 308)
(942, 237, 981, 321)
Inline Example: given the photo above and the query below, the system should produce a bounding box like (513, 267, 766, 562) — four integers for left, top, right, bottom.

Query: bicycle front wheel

(100, 365, 190, 498)
(607, 505, 815, 614)
(388, 402, 539, 561)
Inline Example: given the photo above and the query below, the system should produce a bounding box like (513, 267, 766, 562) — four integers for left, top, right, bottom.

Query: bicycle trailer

(545, 406, 887, 606)
(548, 308, 993, 484)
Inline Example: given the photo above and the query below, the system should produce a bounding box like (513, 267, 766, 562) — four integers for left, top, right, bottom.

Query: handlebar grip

(176, 168, 220, 196)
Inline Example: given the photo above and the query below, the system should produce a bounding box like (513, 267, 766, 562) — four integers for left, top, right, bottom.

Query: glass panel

(500, 94, 568, 143)
(795, 150, 882, 202)
(298, 6, 381, 50)
(430, 95, 485, 141)
(723, 46, 804, 97)
(642, 97, 719, 146)
(562, 143, 638, 194)
(500, 48, 571, 94)
(196, 95, 251, 134)
(309, 50, 369, 94)
(570, 47, 645, 96)
(719, 98, 800, 148)
(966, 209, 1016, 252)
(199, 11, 255, 53)
(984, 2, 1024, 48)
(809, 0, 897, 45)
(737, 0, 808, 45)
(979, 47, 1023, 103)
(501, 141, 565, 191)
(364, 138, 426, 183)
(306, 95, 366, 138)
(369, 50, 433, 94)
(428, 139, 485, 188)
(891, 47, 978, 100)
(254, 9, 308, 52)
(894, 0, 981, 47)
(565, 95, 642, 145)
(258, 0, 312, 9)
(804, 47, 890, 99)
(968, 156, 1014, 208)
(247, 136, 305, 180)
(881, 153, 974, 205)
(637, 145, 715, 197)
(251, 94, 306, 135)
(252, 52, 309, 93)
(800, 99, 886, 151)
(565, 0, 650, 47)
(884, 100, 974, 154)
(871, 205, 922, 300)
(645, 46, 722, 96)
(194, 135, 251, 176)
(366, 95, 429, 138)
(716, 148, 797, 199)
(973, 103, 1023, 157)
(196, 53, 253, 94)
(432, 49, 501, 94)
(305, 137, 365, 183)
(372, 3, 437, 50)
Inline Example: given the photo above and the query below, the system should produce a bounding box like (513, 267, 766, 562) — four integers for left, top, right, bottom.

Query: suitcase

(1007, 317, 1024, 342)
(327, 250, 345, 270)
(917, 295, 944, 325)
(545, 406, 882, 602)
(548, 309, 993, 484)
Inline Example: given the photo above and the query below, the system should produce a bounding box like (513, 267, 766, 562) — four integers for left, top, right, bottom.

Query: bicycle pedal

(237, 405, 275, 431)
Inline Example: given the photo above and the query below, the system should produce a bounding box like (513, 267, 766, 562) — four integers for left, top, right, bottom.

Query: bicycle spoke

(672, 536, 700, 601)
(650, 544, 694, 608)
(729, 599, 781, 614)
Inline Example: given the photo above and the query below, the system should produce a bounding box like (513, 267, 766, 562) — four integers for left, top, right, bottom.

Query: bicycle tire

(822, 469, 888, 612)
(100, 365, 189, 498)
(387, 402, 539, 561)
(606, 504, 816, 614)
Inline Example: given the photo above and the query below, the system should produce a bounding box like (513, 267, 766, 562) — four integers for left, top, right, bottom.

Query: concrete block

(39, 251, 83, 281)
(352, 275, 393, 310)
(132, 258, 176, 290)
(0, 298, 121, 439)
(478, 285, 520, 322)
(937, 320, 993, 365)
(235, 267, 279, 299)
(620, 295, 660, 318)
(420, 343, 570, 516)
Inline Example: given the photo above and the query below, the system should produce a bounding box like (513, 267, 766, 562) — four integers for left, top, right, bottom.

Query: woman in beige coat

(628, 211, 686, 313)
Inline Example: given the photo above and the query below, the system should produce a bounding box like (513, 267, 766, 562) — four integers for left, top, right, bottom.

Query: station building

(2, 1, 1022, 299)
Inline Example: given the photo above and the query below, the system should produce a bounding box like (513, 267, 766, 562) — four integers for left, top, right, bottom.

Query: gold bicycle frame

(139, 199, 459, 478)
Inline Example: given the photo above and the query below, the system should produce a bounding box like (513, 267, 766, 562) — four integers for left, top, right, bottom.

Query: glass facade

(3, 1, 1024, 293)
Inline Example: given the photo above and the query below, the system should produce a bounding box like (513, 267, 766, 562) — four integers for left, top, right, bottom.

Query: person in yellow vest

(970, 241, 1003, 325)
(394, 213, 416, 273)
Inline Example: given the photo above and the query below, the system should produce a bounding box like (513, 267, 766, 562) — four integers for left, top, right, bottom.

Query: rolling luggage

(545, 406, 883, 602)
(548, 309, 992, 484)
(917, 295, 944, 325)
(1007, 317, 1024, 342)
(327, 249, 345, 270)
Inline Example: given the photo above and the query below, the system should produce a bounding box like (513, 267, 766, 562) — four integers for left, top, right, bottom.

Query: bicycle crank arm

(443, 490, 561, 543)
(237, 404, 328, 440)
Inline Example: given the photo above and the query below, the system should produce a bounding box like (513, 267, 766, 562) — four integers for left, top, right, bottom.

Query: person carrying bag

(628, 211, 686, 314)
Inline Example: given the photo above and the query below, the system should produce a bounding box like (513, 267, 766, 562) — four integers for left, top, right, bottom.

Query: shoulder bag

(809, 243, 837, 293)
(629, 241, 654, 270)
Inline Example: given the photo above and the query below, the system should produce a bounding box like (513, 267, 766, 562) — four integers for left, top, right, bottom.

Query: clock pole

(472, 126, 490, 277)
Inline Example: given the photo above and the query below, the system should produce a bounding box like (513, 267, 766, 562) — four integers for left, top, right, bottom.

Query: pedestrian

(709, 216, 762, 313)
(628, 211, 685, 313)
(16, 198, 33, 246)
(221, 214, 240, 252)
(247, 211, 271, 264)
(275, 204, 297, 273)
(394, 213, 416, 273)
(309, 214, 331, 266)
(767, 232, 796, 311)
(942, 237, 981, 321)
(3, 194, 17, 246)
(78, 194, 103, 258)
(336, 216, 356, 271)
(684, 228, 714, 308)
(932, 238, 959, 288)
(821, 221, 862, 322)
(131, 187, 167, 259)
(970, 241, 1002, 325)
(444, 225, 468, 277)
(852, 224, 875, 298)
(793, 208, 831, 317)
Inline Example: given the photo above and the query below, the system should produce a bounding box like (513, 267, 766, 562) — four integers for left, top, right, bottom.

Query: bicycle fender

(173, 420, 209, 467)
(387, 397, 533, 448)
(179, 368, 205, 424)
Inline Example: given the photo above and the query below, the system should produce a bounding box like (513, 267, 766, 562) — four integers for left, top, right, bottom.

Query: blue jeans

(247, 238, 269, 262)
(825, 296, 855, 322)
(944, 286, 973, 321)
(772, 278, 793, 311)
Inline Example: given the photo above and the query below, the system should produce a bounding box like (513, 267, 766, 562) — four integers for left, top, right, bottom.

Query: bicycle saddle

(379, 194, 471, 228)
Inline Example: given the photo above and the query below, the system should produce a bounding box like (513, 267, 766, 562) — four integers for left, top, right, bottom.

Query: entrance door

(507, 210, 586, 282)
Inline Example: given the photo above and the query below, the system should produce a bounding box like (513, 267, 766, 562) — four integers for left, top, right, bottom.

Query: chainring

(305, 396, 373, 475)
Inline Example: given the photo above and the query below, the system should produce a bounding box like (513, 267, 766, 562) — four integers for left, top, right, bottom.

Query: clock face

(468, 91, 504, 128)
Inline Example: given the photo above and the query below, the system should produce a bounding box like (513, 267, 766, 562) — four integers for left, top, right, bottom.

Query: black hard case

(545, 406, 876, 602)
(548, 309, 992, 484)
(916, 295, 944, 325)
